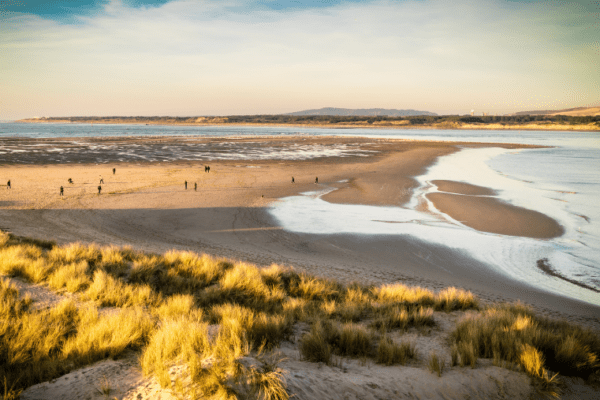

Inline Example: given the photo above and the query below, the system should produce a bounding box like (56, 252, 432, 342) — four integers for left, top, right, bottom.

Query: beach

(1, 136, 598, 328)
(2, 135, 600, 400)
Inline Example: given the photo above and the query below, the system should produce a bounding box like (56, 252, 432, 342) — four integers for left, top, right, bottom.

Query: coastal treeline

(21, 114, 600, 128)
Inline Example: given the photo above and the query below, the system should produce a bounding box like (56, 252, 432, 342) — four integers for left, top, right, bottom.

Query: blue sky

(1, 0, 599, 119)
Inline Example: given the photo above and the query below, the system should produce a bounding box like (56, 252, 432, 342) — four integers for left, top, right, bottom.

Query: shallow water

(0, 138, 375, 163)
(269, 145, 600, 305)
(2, 122, 599, 305)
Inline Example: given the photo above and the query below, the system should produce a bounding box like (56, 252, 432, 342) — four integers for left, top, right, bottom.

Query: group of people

(58, 168, 117, 196)
(184, 181, 199, 191)
(8, 166, 321, 202)
(291, 177, 319, 184)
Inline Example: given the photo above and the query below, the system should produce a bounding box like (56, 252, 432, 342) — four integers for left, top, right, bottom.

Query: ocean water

(2, 122, 599, 305)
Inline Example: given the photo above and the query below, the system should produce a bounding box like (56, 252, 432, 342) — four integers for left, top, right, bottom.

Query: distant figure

(291, 177, 295, 184)
(194, 182, 197, 191)
(60, 186, 64, 196)
(68, 178, 73, 184)
(99, 176, 104, 184)
(98, 185, 102, 194)
(207, 166, 210, 173)
(205, 166, 208, 172)
(315, 177, 318, 184)
(6, 180, 10, 189)
(185, 180, 188, 190)
(112, 168, 116, 175)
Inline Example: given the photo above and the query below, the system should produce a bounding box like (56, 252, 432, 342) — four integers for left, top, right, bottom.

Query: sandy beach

(1, 136, 597, 324)
(1, 136, 599, 399)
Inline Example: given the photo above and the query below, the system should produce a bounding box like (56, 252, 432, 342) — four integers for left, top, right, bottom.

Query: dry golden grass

(291, 274, 342, 301)
(374, 283, 435, 306)
(0, 231, 9, 248)
(155, 293, 203, 321)
(299, 319, 379, 362)
(83, 270, 161, 307)
(337, 323, 374, 358)
(281, 297, 312, 321)
(370, 305, 435, 331)
(201, 262, 287, 313)
(375, 336, 416, 366)
(48, 242, 101, 266)
(451, 302, 600, 397)
(164, 250, 231, 286)
(427, 351, 445, 377)
(0, 245, 48, 282)
(47, 260, 91, 292)
(299, 320, 333, 364)
(0, 278, 153, 394)
(61, 305, 154, 363)
(373, 283, 479, 312)
(2, 232, 598, 399)
(435, 287, 479, 311)
(141, 317, 210, 388)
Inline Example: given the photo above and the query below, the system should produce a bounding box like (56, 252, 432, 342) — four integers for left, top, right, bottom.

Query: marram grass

(0, 231, 598, 399)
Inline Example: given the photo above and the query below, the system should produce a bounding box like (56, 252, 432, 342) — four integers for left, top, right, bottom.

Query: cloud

(1, 0, 599, 119)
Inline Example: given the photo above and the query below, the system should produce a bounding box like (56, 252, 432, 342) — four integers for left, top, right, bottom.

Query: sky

(1, 0, 599, 120)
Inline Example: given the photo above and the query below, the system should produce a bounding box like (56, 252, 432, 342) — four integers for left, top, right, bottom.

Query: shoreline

(13, 119, 600, 132)
(1, 136, 598, 330)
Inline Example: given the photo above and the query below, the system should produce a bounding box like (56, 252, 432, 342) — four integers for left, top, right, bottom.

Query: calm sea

(2, 122, 599, 305)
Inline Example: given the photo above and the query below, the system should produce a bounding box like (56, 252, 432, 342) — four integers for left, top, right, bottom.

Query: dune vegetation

(1, 230, 599, 399)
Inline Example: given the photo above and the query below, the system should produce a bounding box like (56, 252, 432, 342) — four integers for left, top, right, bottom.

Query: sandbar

(431, 179, 497, 196)
(426, 192, 564, 239)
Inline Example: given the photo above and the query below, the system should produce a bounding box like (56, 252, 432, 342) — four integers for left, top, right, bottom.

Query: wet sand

(430, 180, 497, 196)
(0, 136, 598, 329)
(426, 192, 564, 239)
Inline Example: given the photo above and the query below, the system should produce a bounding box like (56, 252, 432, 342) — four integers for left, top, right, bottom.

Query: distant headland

(17, 106, 600, 131)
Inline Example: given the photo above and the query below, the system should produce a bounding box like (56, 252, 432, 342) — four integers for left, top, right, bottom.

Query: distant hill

(513, 106, 600, 116)
(286, 107, 437, 117)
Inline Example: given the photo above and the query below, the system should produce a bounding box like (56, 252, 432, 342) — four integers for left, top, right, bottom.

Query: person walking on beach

(194, 182, 197, 191)
(6, 180, 10, 189)
(60, 186, 64, 196)
(68, 178, 73, 184)
(98, 185, 102, 194)
(185, 181, 188, 190)
(291, 177, 295, 184)
(99, 176, 104, 184)
(315, 177, 318, 184)
(113, 168, 116, 175)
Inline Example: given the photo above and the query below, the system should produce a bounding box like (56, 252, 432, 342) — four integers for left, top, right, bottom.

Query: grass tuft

(299, 321, 333, 364)
(376, 336, 416, 366)
(450, 302, 599, 396)
(428, 351, 445, 377)
(84, 270, 161, 307)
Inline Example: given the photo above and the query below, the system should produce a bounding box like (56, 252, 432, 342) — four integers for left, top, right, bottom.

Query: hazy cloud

(2, 0, 598, 119)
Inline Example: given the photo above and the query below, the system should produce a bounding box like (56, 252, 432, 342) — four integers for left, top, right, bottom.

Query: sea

(1, 122, 599, 306)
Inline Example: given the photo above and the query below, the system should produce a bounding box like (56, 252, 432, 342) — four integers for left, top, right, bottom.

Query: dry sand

(1, 136, 598, 399)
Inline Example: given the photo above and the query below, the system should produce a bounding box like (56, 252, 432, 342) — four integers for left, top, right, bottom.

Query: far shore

(15, 117, 600, 132)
